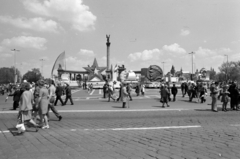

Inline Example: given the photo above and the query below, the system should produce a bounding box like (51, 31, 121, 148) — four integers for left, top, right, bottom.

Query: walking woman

(38, 80, 50, 129)
(17, 82, 38, 134)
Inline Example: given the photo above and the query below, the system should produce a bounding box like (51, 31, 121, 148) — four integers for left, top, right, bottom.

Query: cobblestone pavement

(0, 110, 240, 159)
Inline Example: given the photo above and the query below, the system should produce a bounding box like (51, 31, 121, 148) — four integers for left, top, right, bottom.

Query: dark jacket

(55, 86, 63, 96)
(9, 90, 21, 102)
(65, 86, 72, 96)
(171, 86, 178, 95)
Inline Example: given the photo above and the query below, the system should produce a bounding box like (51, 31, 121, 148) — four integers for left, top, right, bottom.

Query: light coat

(120, 86, 128, 102)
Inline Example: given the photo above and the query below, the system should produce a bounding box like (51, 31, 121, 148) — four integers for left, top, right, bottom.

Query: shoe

(58, 116, 62, 121)
(162, 106, 165, 108)
(167, 105, 170, 107)
(42, 125, 49, 129)
(213, 110, 218, 112)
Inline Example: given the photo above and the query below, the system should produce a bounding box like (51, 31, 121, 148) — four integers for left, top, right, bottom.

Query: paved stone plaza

(0, 89, 240, 159)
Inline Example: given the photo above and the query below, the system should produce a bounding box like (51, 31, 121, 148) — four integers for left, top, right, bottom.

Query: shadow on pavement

(112, 106, 123, 109)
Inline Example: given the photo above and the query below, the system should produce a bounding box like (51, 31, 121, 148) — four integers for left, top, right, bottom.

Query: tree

(0, 67, 21, 84)
(23, 68, 42, 83)
(218, 61, 240, 82)
(209, 68, 216, 80)
(170, 65, 176, 76)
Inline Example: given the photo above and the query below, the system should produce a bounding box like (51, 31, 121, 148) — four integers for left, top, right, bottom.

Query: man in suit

(171, 83, 178, 102)
(64, 84, 74, 105)
(54, 83, 64, 106)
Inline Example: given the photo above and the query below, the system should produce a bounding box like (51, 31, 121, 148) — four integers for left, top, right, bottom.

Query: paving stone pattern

(0, 111, 240, 159)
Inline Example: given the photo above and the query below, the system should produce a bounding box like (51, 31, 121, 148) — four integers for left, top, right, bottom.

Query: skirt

(39, 98, 49, 114)
(19, 110, 32, 122)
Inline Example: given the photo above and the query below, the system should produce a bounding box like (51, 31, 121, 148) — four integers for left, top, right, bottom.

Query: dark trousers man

(13, 101, 19, 110)
(64, 96, 74, 105)
(103, 89, 106, 98)
(128, 93, 132, 101)
(48, 97, 62, 121)
(54, 96, 64, 106)
(172, 94, 177, 102)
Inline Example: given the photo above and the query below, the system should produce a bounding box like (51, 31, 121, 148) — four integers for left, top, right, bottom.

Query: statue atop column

(106, 35, 110, 43)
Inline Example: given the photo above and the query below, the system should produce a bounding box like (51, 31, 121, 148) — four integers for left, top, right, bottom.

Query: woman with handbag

(17, 82, 38, 134)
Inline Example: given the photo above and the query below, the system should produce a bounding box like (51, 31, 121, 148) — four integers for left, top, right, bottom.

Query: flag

(51, 52, 66, 77)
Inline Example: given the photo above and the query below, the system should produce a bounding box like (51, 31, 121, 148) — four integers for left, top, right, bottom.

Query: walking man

(161, 85, 170, 108)
(64, 84, 74, 105)
(8, 86, 21, 110)
(171, 83, 178, 102)
(48, 80, 62, 121)
(127, 83, 132, 101)
(54, 83, 64, 106)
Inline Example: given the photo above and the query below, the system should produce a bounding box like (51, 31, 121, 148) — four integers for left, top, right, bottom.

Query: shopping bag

(5, 96, 8, 102)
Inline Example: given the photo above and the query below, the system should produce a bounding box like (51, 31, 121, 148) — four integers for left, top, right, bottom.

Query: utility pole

(11, 49, 20, 84)
(162, 62, 165, 76)
(40, 59, 45, 78)
(189, 52, 195, 80)
(224, 54, 228, 82)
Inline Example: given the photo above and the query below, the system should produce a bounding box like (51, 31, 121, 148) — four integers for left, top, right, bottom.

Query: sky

(0, 0, 240, 78)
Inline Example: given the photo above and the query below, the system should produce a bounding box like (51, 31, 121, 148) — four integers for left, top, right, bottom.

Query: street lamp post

(162, 62, 165, 81)
(11, 49, 20, 84)
(189, 52, 195, 80)
(224, 54, 228, 82)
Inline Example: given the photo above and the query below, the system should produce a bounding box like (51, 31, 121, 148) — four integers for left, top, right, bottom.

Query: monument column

(106, 35, 111, 71)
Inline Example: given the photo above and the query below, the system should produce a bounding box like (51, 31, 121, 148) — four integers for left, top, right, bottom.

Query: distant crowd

(99, 80, 240, 112)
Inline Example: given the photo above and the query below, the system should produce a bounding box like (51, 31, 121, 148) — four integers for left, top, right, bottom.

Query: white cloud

(78, 49, 95, 57)
(180, 29, 190, 36)
(0, 53, 12, 58)
(1, 36, 47, 50)
(128, 49, 161, 62)
(162, 43, 186, 54)
(0, 16, 61, 33)
(23, 0, 97, 32)
(195, 47, 232, 57)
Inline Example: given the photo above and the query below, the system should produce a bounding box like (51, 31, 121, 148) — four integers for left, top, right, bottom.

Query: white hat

(23, 80, 27, 83)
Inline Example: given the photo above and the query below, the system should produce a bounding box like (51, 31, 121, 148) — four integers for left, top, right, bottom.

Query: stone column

(106, 35, 111, 71)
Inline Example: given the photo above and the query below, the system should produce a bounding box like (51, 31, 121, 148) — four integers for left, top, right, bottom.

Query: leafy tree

(0, 67, 21, 84)
(209, 67, 216, 80)
(218, 61, 240, 82)
(23, 68, 42, 83)
(170, 65, 176, 76)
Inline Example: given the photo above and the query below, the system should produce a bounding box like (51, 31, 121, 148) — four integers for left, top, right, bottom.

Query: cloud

(180, 29, 190, 36)
(78, 49, 95, 57)
(162, 43, 186, 55)
(23, 0, 97, 32)
(0, 53, 12, 58)
(1, 36, 47, 50)
(0, 16, 61, 33)
(128, 49, 161, 62)
(195, 47, 232, 57)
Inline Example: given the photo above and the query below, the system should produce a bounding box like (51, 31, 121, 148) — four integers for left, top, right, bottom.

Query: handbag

(160, 97, 163, 103)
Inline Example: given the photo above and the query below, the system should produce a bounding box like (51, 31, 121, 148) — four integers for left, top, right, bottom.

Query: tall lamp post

(11, 49, 20, 84)
(162, 62, 165, 80)
(189, 52, 195, 80)
(224, 54, 228, 81)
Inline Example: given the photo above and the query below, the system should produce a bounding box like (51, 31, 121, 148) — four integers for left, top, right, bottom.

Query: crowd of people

(3, 80, 76, 134)
(101, 80, 240, 112)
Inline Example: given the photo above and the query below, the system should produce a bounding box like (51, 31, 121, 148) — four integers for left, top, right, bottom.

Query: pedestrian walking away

(64, 83, 74, 105)
(171, 83, 178, 102)
(54, 83, 64, 106)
